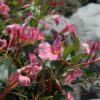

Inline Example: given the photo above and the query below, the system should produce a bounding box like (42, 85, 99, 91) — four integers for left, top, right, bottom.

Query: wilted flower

(38, 35, 62, 61)
(0, 2, 10, 18)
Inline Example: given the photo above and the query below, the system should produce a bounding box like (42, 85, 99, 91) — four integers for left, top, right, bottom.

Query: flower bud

(18, 75, 30, 86)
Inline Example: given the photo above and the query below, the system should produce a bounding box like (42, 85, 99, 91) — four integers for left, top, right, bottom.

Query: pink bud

(81, 43, 90, 54)
(55, 80, 62, 92)
(18, 75, 30, 86)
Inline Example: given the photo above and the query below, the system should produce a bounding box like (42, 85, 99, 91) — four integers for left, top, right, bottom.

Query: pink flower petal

(18, 74, 30, 86)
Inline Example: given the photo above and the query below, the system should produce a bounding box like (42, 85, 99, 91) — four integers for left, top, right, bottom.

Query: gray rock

(70, 3, 100, 42)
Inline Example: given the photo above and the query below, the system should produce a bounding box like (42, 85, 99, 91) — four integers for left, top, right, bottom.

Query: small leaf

(38, 4, 49, 19)
(61, 84, 73, 92)
(63, 37, 80, 59)
(29, 18, 37, 27)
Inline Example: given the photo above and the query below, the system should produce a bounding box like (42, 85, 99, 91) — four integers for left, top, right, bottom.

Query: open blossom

(65, 69, 83, 84)
(38, 35, 62, 61)
(0, 38, 7, 50)
(6, 24, 44, 48)
(0, 2, 10, 18)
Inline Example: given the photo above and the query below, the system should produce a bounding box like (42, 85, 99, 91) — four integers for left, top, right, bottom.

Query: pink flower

(29, 54, 42, 75)
(0, 38, 7, 50)
(6, 24, 21, 48)
(29, 53, 39, 65)
(52, 15, 61, 25)
(65, 69, 83, 84)
(61, 24, 77, 38)
(0, 0, 4, 2)
(32, 28, 44, 41)
(6, 24, 44, 48)
(0, 2, 10, 18)
(19, 26, 44, 44)
(39, 20, 51, 30)
(52, 35, 62, 54)
(67, 92, 74, 100)
(17, 54, 42, 81)
(81, 43, 90, 54)
(31, 64, 42, 75)
(38, 35, 62, 61)
(18, 74, 30, 86)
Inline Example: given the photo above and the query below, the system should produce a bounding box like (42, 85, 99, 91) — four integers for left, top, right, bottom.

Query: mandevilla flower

(38, 35, 62, 61)
(6, 24, 44, 48)
(0, 2, 10, 18)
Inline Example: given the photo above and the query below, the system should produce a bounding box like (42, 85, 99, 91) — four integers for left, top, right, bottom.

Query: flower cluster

(0, 0, 99, 100)
(6, 24, 44, 48)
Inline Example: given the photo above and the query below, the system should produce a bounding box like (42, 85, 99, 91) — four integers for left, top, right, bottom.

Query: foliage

(0, 0, 100, 100)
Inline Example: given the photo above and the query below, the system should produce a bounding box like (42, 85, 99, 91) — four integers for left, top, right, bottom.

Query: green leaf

(29, 18, 37, 27)
(41, 96, 53, 100)
(0, 20, 5, 31)
(38, 4, 49, 19)
(63, 37, 80, 59)
(0, 56, 17, 84)
(34, 0, 41, 6)
(61, 84, 73, 92)
(71, 53, 88, 64)
(83, 68, 96, 80)
(54, 91, 66, 100)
